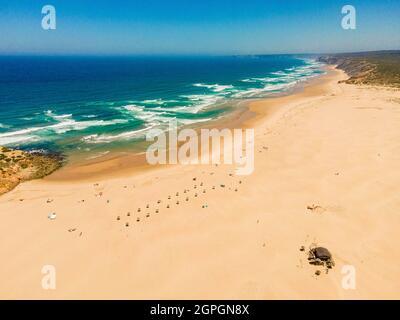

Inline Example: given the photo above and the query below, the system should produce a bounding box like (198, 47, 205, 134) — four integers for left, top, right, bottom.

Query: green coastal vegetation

(0, 146, 62, 195)
(319, 50, 400, 87)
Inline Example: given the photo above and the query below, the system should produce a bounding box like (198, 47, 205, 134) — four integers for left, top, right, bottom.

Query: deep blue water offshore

(0, 55, 324, 158)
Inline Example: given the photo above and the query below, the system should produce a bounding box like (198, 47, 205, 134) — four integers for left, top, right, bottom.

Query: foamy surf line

(0, 115, 129, 145)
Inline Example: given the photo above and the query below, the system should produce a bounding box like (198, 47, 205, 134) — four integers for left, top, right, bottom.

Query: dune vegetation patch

(319, 51, 400, 88)
(0, 146, 63, 195)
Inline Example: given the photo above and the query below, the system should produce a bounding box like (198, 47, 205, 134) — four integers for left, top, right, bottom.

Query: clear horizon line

(0, 49, 399, 58)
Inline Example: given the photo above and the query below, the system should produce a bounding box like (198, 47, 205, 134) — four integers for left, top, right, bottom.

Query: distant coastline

(318, 50, 400, 87)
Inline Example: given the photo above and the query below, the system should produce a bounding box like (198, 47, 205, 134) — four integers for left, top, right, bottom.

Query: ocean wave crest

(193, 83, 234, 93)
(0, 112, 128, 146)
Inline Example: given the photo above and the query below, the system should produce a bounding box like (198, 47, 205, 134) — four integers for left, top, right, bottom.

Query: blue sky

(0, 0, 399, 55)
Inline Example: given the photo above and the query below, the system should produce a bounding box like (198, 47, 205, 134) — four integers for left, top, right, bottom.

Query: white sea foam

(180, 94, 222, 113)
(232, 81, 298, 98)
(0, 134, 39, 146)
(82, 114, 97, 118)
(81, 125, 159, 144)
(45, 110, 72, 120)
(0, 112, 128, 146)
(142, 99, 170, 105)
(81, 116, 212, 144)
(193, 83, 233, 93)
(121, 99, 214, 118)
(51, 119, 128, 134)
(235, 59, 323, 98)
(121, 104, 172, 123)
(53, 114, 72, 120)
(122, 104, 145, 113)
(271, 71, 287, 76)
(85, 102, 215, 144)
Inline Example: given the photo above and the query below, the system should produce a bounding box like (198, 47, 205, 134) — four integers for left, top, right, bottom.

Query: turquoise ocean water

(0, 55, 324, 159)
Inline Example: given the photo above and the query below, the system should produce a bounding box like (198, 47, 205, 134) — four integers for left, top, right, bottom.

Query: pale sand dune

(1, 67, 400, 299)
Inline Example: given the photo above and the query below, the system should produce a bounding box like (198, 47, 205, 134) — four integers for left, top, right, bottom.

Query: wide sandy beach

(1, 66, 400, 299)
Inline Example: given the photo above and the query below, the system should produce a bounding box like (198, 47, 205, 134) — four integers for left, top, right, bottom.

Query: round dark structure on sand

(313, 247, 332, 261)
